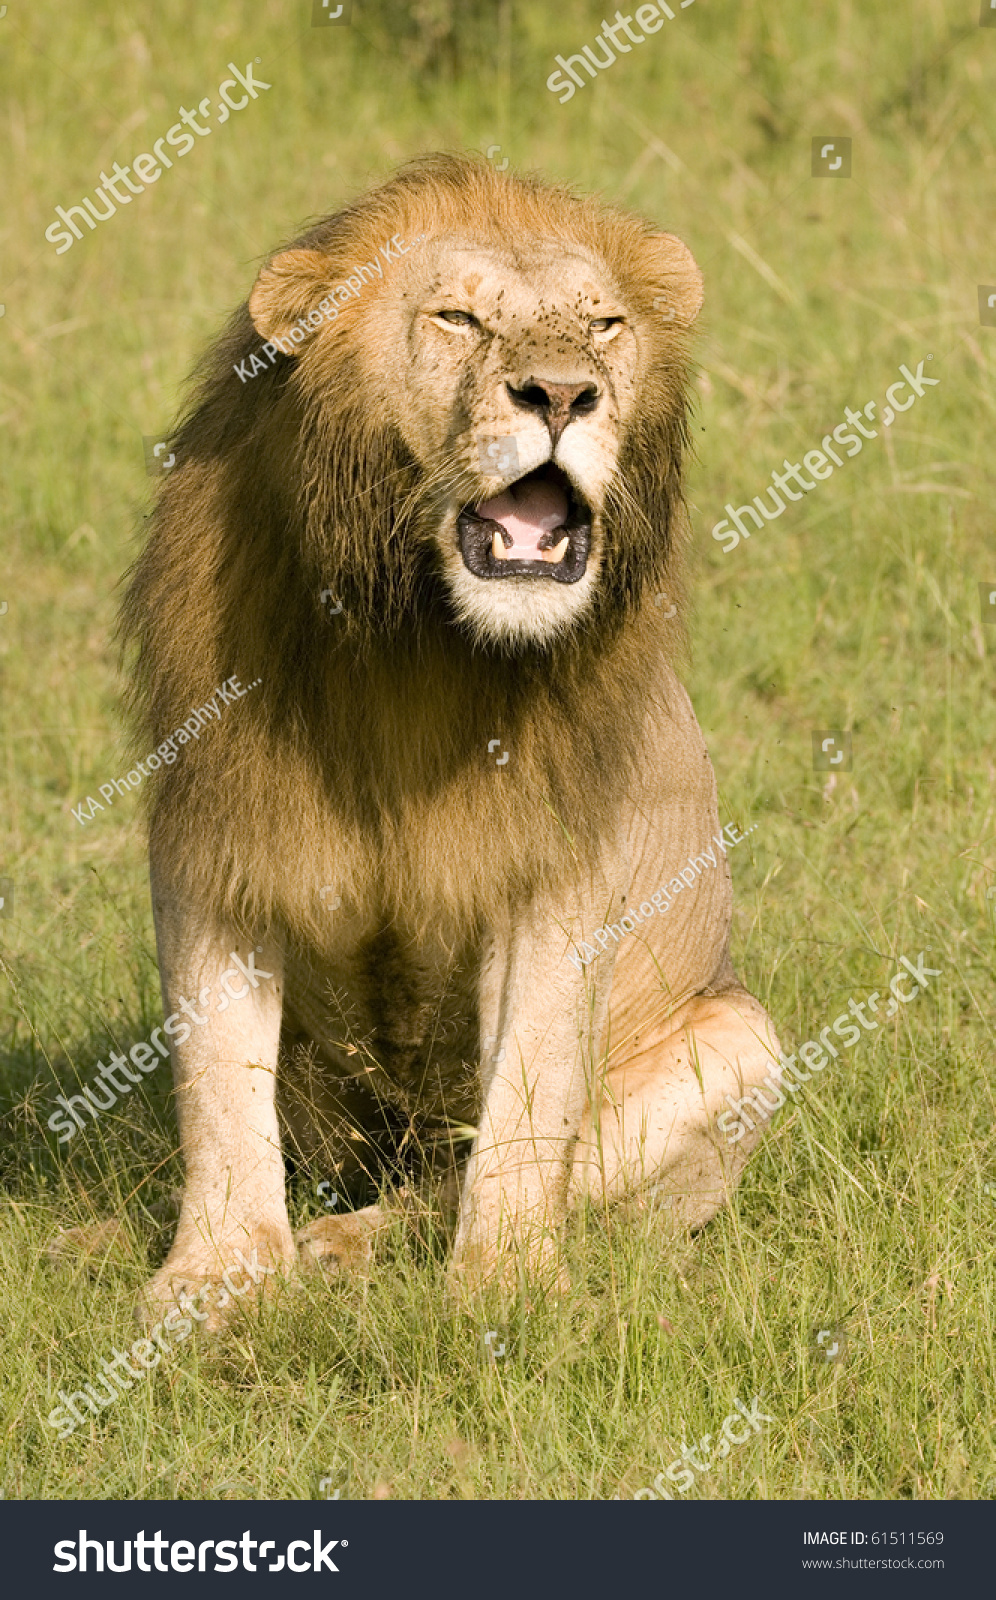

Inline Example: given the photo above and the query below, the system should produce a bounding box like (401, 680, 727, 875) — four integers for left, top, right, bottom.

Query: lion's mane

(119, 155, 699, 949)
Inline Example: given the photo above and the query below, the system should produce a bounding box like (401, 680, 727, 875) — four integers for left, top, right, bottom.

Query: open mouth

(457, 464, 591, 584)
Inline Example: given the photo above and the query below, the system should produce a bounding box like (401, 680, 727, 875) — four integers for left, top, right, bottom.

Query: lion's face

(247, 160, 702, 651)
(392, 237, 641, 646)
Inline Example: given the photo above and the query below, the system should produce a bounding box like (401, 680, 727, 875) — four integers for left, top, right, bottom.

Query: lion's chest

(280, 921, 483, 1123)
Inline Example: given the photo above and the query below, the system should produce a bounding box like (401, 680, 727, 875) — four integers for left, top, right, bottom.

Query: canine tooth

(492, 528, 509, 560)
(542, 535, 570, 564)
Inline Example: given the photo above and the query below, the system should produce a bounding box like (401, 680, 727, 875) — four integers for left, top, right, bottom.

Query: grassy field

(1, 0, 995, 1501)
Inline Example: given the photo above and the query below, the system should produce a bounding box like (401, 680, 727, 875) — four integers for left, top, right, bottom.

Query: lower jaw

(476, 555, 588, 583)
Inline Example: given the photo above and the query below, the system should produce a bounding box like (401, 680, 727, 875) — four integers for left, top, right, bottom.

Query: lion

(120, 153, 781, 1316)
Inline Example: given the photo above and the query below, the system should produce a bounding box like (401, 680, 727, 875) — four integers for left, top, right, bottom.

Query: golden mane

(119, 154, 699, 948)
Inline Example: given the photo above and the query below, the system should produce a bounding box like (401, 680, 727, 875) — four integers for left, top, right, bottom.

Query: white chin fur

(441, 549, 601, 648)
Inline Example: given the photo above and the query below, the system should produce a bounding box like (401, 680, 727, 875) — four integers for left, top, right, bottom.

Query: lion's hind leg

(570, 989, 782, 1229)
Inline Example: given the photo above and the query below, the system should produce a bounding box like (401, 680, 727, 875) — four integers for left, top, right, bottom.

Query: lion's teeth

(542, 535, 570, 564)
(491, 528, 509, 561)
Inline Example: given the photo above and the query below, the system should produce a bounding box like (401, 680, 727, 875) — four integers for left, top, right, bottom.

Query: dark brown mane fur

(119, 154, 698, 950)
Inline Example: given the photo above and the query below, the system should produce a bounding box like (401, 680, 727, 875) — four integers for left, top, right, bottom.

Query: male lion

(121, 154, 780, 1314)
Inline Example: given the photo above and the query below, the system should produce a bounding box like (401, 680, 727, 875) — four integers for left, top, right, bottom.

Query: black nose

(505, 378, 600, 443)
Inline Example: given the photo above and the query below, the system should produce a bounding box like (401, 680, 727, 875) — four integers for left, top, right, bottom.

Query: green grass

(1, 0, 995, 1500)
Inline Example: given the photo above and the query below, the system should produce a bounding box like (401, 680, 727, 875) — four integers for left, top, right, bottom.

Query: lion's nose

(505, 377, 600, 444)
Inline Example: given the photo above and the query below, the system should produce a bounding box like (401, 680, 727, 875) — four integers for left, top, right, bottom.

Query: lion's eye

(590, 316, 624, 334)
(434, 309, 478, 328)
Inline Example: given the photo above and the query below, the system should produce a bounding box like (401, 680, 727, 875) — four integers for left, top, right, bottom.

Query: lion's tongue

(477, 477, 569, 558)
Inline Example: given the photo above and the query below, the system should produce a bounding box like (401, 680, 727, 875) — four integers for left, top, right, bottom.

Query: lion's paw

(294, 1205, 395, 1277)
(47, 1217, 131, 1271)
(138, 1239, 294, 1332)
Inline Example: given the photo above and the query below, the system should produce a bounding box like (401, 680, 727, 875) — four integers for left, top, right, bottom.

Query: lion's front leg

(141, 865, 295, 1325)
(449, 898, 617, 1291)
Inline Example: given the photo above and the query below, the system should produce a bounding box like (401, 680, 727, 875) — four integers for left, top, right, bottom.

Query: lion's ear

(248, 248, 332, 343)
(647, 232, 704, 324)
